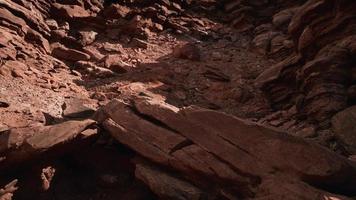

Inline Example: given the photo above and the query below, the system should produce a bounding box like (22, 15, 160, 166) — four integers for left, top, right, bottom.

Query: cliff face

(258, 0, 356, 121)
(0, 0, 356, 199)
(254, 0, 356, 154)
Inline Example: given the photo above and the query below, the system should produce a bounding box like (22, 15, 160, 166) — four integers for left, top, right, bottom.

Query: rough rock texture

(257, 0, 356, 126)
(98, 98, 356, 199)
(332, 106, 356, 153)
(0, 180, 18, 200)
(1, 0, 356, 199)
(0, 119, 97, 169)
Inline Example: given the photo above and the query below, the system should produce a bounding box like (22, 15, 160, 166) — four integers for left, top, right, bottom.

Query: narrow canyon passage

(0, 0, 355, 199)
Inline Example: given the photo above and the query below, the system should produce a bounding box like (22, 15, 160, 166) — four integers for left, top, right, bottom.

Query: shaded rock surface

(256, 0, 356, 127)
(332, 106, 356, 153)
(98, 98, 356, 199)
(0, 0, 355, 199)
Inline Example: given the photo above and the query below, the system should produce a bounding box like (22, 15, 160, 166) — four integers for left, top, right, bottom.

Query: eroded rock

(173, 43, 201, 61)
(99, 98, 356, 199)
(0, 180, 18, 200)
(135, 162, 204, 200)
(332, 106, 356, 153)
(51, 42, 91, 61)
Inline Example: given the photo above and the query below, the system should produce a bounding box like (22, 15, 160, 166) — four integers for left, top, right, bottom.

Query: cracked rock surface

(0, 0, 355, 199)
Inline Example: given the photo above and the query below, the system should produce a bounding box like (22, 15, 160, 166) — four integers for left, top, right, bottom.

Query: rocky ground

(0, 0, 356, 199)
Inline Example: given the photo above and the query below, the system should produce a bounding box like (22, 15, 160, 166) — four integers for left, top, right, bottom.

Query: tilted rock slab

(0, 119, 97, 170)
(98, 98, 356, 199)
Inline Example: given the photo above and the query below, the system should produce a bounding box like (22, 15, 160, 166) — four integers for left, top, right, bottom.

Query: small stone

(41, 166, 56, 191)
(91, 92, 106, 101)
(62, 98, 96, 119)
(295, 126, 316, 138)
(52, 3, 92, 19)
(154, 23, 164, 31)
(104, 55, 131, 73)
(103, 4, 130, 19)
(172, 43, 201, 61)
(51, 43, 91, 61)
(110, 62, 129, 74)
(59, 21, 70, 31)
(83, 46, 105, 61)
(45, 19, 59, 30)
(79, 30, 98, 46)
(131, 38, 150, 49)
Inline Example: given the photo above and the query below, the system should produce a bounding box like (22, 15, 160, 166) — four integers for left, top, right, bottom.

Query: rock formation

(0, 0, 355, 199)
(257, 0, 356, 123)
(98, 97, 356, 199)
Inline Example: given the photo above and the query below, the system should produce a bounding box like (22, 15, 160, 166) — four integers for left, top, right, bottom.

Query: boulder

(51, 43, 90, 61)
(0, 119, 97, 168)
(102, 4, 130, 19)
(45, 19, 58, 30)
(83, 46, 105, 61)
(62, 98, 96, 119)
(272, 7, 298, 28)
(78, 30, 98, 46)
(75, 61, 115, 77)
(172, 43, 201, 61)
(332, 106, 356, 153)
(135, 162, 204, 200)
(51, 3, 92, 19)
(104, 54, 131, 73)
(99, 98, 356, 199)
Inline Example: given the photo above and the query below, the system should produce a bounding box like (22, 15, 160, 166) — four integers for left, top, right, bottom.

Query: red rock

(121, 15, 153, 39)
(75, 61, 115, 77)
(103, 54, 131, 73)
(25, 29, 51, 53)
(272, 7, 297, 28)
(78, 30, 97, 46)
(172, 43, 201, 61)
(131, 38, 151, 49)
(62, 98, 96, 119)
(40, 166, 55, 191)
(0, 7, 27, 34)
(0, 119, 96, 169)
(332, 106, 356, 153)
(260, 0, 356, 124)
(0, 179, 18, 200)
(45, 19, 59, 30)
(0, 61, 28, 78)
(56, 0, 84, 7)
(51, 3, 92, 19)
(51, 42, 90, 61)
(102, 4, 130, 19)
(83, 46, 105, 61)
(0, 0, 50, 35)
(135, 162, 203, 200)
(99, 98, 356, 198)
